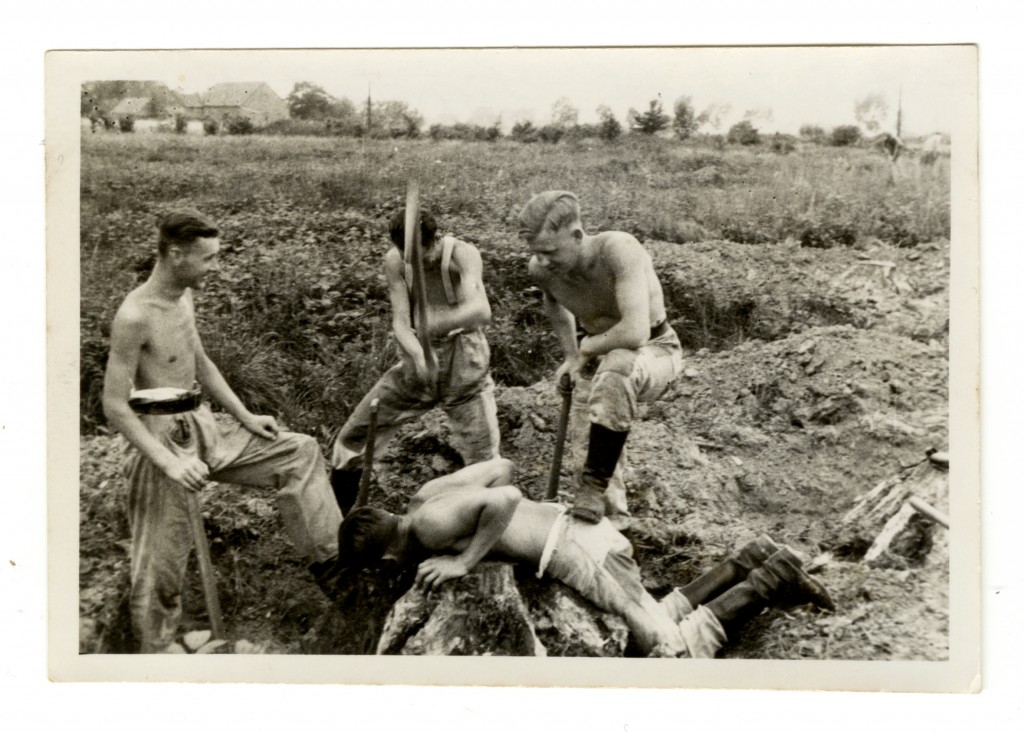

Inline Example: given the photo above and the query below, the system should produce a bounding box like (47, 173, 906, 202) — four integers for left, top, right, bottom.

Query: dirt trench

(79, 235, 950, 659)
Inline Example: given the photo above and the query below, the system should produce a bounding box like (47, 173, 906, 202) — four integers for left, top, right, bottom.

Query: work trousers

(569, 326, 683, 519)
(539, 511, 726, 657)
(122, 405, 341, 652)
(331, 328, 500, 471)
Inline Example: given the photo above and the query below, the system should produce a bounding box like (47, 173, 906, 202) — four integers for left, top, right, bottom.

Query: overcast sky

(122, 46, 967, 136)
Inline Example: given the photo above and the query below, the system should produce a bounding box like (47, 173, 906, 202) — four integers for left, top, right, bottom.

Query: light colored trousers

(331, 328, 500, 471)
(539, 511, 726, 657)
(122, 405, 341, 652)
(569, 326, 684, 518)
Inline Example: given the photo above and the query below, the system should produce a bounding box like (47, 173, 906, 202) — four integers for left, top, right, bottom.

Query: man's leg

(123, 418, 196, 652)
(329, 362, 434, 513)
(201, 414, 341, 566)
(442, 330, 501, 464)
(573, 331, 683, 524)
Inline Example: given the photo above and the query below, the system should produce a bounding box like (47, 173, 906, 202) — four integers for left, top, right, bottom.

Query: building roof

(201, 82, 271, 107)
(178, 93, 204, 108)
(110, 97, 152, 117)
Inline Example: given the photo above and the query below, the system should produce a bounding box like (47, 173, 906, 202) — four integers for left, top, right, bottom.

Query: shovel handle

(186, 490, 225, 640)
(544, 373, 574, 502)
(355, 398, 380, 509)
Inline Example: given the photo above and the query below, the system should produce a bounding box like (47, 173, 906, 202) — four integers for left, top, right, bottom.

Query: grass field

(80, 132, 949, 440)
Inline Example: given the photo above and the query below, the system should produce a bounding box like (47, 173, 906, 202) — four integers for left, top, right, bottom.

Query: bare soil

(79, 233, 950, 659)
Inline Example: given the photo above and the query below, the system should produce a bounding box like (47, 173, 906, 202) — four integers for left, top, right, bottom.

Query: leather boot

(706, 547, 835, 633)
(679, 535, 781, 607)
(330, 467, 362, 516)
(572, 424, 628, 523)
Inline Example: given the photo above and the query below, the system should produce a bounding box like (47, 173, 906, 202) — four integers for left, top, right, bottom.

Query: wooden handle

(405, 182, 437, 377)
(544, 373, 574, 501)
(355, 399, 380, 509)
(186, 490, 225, 639)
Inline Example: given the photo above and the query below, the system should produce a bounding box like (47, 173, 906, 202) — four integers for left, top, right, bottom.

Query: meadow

(79, 132, 949, 441)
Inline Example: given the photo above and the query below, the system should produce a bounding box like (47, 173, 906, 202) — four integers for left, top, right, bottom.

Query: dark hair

(158, 208, 219, 256)
(338, 506, 400, 569)
(388, 206, 438, 251)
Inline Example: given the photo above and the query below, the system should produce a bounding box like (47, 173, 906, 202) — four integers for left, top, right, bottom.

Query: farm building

(109, 97, 153, 119)
(198, 82, 289, 126)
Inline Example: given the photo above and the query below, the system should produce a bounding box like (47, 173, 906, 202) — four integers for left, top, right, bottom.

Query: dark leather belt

(577, 319, 671, 344)
(128, 389, 203, 416)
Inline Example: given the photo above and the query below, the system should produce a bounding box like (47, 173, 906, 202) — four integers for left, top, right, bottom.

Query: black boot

(706, 547, 835, 635)
(330, 467, 363, 516)
(679, 535, 781, 607)
(572, 424, 628, 523)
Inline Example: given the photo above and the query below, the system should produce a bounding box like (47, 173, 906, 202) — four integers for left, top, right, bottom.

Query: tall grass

(80, 133, 950, 435)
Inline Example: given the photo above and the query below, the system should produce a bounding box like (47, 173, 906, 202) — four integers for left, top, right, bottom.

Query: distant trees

(366, 100, 424, 138)
(551, 97, 579, 131)
(672, 96, 698, 140)
(596, 105, 622, 141)
(799, 124, 827, 143)
(696, 102, 731, 132)
(287, 82, 336, 120)
(727, 120, 760, 145)
(854, 93, 889, 133)
(830, 125, 862, 147)
(631, 99, 671, 135)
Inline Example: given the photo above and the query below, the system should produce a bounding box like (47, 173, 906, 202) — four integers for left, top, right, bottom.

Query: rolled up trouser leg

(573, 424, 629, 523)
(570, 375, 629, 520)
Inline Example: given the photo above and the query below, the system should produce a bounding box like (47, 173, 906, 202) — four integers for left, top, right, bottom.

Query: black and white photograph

(46, 45, 979, 689)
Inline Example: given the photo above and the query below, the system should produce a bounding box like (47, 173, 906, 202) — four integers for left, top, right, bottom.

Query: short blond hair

(518, 190, 581, 239)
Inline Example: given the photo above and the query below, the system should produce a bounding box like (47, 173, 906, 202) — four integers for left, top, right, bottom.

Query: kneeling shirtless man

(102, 209, 342, 652)
(518, 190, 683, 526)
(338, 458, 834, 658)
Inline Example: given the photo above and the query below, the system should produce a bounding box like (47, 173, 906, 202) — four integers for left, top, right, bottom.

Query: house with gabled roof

(199, 82, 289, 125)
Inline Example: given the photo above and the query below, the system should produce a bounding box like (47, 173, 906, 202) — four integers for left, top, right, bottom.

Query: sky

(140, 46, 970, 136)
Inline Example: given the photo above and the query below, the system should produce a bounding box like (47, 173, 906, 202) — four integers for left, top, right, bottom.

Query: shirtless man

(329, 206, 500, 512)
(102, 209, 342, 652)
(518, 191, 683, 526)
(338, 458, 834, 657)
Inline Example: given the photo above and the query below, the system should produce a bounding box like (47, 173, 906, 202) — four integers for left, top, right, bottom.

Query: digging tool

(185, 490, 225, 640)
(354, 398, 380, 509)
(405, 182, 438, 381)
(544, 372, 575, 502)
(908, 496, 950, 529)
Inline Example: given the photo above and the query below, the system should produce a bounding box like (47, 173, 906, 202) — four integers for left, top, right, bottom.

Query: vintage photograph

(48, 46, 979, 688)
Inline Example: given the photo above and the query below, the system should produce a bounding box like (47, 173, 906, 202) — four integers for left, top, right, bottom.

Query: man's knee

(596, 348, 638, 378)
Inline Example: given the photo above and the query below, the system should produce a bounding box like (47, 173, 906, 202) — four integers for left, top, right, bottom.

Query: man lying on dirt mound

(518, 191, 683, 528)
(101, 208, 342, 653)
(329, 206, 501, 513)
(338, 458, 834, 658)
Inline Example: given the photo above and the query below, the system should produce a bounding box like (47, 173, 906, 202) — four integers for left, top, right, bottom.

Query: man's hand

(415, 555, 469, 591)
(555, 353, 596, 387)
(242, 414, 280, 440)
(407, 352, 438, 389)
(161, 454, 210, 493)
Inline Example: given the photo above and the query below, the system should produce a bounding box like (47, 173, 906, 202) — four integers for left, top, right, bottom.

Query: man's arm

(188, 292, 278, 440)
(529, 257, 579, 359)
(413, 486, 522, 590)
(578, 239, 650, 357)
(102, 306, 209, 491)
(384, 247, 430, 380)
(427, 242, 491, 336)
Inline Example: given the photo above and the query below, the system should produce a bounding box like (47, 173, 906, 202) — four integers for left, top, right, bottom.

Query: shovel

(185, 489, 225, 640)
(544, 372, 574, 502)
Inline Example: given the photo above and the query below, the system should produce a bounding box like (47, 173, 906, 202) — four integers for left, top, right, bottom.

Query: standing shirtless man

(102, 209, 341, 652)
(338, 458, 833, 657)
(518, 191, 683, 526)
(329, 207, 500, 512)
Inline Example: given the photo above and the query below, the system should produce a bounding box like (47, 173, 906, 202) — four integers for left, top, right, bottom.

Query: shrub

(118, 115, 135, 133)
(799, 124, 826, 143)
(510, 120, 539, 143)
(174, 114, 187, 134)
(830, 125, 862, 147)
(631, 99, 670, 135)
(537, 124, 564, 144)
(225, 115, 255, 135)
(727, 120, 760, 145)
(672, 97, 699, 140)
(203, 118, 220, 135)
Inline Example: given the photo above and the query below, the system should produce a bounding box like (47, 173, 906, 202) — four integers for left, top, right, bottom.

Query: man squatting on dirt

(519, 191, 683, 526)
(338, 458, 834, 657)
(329, 207, 501, 513)
(102, 210, 342, 653)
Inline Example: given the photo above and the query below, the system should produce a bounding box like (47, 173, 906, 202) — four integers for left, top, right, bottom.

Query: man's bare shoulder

(591, 230, 644, 255)
(449, 236, 482, 268)
(112, 285, 153, 328)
